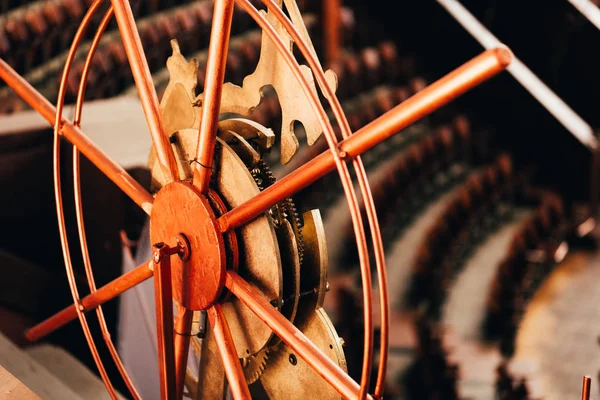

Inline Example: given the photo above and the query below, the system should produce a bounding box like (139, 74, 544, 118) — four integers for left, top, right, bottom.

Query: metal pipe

(26, 262, 154, 342)
(153, 246, 177, 400)
(568, 0, 600, 32)
(174, 305, 193, 399)
(0, 59, 154, 215)
(582, 375, 591, 400)
(192, 0, 235, 194)
(323, 0, 341, 64)
(208, 304, 251, 399)
(217, 47, 512, 233)
(110, 0, 179, 182)
(225, 271, 372, 400)
(437, 0, 597, 150)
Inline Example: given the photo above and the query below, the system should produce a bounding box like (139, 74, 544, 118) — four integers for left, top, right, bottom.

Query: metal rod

(152, 245, 177, 400)
(582, 375, 591, 400)
(208, 304, 251, 399)
(217, 47, 512, 233)
(110, 0, 179, 182)
(353, 164, 387, 399)
(323, 0, 341, 64)
(73, 7, 114, 125)
(225, 271, 372, 400)
(568, 0, 600, 32)
(53, 1, 116, 397)
(72, 6, 140, 399)
(174, 305, 193, 399)
(26, 262, 153, 342)
(192, 0, 235, 194)
(0, 58, 154, 215)
(437, 0, 597, 151)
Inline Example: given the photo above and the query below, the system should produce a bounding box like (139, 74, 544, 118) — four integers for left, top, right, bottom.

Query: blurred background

(1, 0, 600, 399)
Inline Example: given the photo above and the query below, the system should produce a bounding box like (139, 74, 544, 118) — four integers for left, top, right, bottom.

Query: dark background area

(345, 0, 599, 204)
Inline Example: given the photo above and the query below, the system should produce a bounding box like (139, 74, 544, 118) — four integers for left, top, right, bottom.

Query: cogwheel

(249, 159, 305, 264)
(283, 196, 304, 265)
(242, 347, 270, 384)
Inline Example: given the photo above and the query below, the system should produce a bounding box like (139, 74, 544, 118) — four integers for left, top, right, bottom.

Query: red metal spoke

(110, 0, 179, 183)
(152, 245, 177, 400)
(217, 47, 512, 234)
(582, 376, 591, 400)
(208, 304, 251, 400)
(26, 261, 153, 342)
(225, 271, 372, 400)
(323, 0, 341, 65)
(192, 0, 235, 194)
(0, 59, 154, 214)
(174, 304, 193, 399)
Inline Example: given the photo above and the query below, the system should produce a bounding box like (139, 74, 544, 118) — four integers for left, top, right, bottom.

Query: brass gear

(150, 40, 342, 398)
(250, 158, 305, 265)
(242, 347, 271, 384)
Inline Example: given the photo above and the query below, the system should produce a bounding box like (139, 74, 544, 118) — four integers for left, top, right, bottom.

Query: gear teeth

(243, 347, 270, 384)
(285, 197, 305, 265)
(248, 159, 305, 264)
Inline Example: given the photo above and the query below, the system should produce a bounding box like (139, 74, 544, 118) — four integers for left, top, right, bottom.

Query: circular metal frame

(0, 0, 512, 397)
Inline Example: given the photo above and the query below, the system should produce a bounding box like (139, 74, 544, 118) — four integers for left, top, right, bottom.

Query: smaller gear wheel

(242, 347, 270, 384)
(250, 159, 305, 264)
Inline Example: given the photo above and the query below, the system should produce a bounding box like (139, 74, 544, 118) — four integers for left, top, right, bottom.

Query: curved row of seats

(407, 154, 514, 316)
(334, 116, 474, 270)
(483, 192, 565, 356)
(495, 362, 530, 400)
(291, 80, 452, 214)
(402, 315, 460, 399)
(250, 42, 416, 138)
(0, 0, 208, 74)
(0, 0, 262, 112)
(328, 41, 416, 100)
(0, 6, 370, 114)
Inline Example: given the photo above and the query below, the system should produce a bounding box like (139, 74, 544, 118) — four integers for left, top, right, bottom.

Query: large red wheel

(0, 0, 511, 398)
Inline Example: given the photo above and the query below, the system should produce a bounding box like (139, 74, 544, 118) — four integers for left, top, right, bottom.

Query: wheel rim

(0, 1, 512, 396)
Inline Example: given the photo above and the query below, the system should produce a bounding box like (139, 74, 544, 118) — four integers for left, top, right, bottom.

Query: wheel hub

(149, 180, 227, 310)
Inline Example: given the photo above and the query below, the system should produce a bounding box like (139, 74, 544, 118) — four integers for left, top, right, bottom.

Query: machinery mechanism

(150, 43, 344, 397)
(0, 0, 513, 398)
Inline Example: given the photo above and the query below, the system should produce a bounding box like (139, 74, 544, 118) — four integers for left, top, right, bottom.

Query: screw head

(288, 353, 297, 366)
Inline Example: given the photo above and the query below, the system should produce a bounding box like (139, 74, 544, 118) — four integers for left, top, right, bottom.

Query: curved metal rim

(71, 3, 141, 399)
(52, 0, 119, 398)
(23, 0, 513, 397)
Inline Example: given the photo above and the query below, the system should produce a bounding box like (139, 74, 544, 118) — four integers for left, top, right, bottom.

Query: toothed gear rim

(249, 159, 305, 265)
(242, 347, 271, 384)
